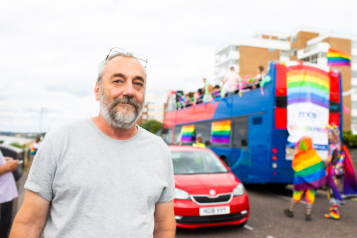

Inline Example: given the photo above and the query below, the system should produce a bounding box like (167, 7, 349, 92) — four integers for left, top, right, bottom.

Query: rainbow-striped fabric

(292, 137, 327, 191)
(211, 121, 231, 144)
(30, 147, 36, 155)
(287, 64, 330, 109)
(327, 48, 351, 67)
(181, 125, 195, 142)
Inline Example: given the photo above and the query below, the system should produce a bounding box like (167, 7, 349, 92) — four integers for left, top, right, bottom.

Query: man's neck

(92, 114, 138, 140)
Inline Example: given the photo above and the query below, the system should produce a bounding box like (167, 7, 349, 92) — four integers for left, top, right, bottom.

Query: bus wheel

(220, 156, 229, 166)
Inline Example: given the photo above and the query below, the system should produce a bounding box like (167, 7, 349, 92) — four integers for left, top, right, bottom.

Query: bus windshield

(171, 151, 228, 175)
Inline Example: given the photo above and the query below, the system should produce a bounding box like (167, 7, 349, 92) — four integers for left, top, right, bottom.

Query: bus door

(271, 129, 294, 183)
(247, 114, 268, 183)
(228, 116, 249, 182)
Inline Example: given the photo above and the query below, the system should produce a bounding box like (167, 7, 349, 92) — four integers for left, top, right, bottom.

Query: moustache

(109, 97, 141, 111)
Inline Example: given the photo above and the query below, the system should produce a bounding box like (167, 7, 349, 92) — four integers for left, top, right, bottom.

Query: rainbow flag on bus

(327, 48, 351, 67)
(211, 121, 231, 144)
(286, 62, 330, 151)
(181, 125, 195, 142)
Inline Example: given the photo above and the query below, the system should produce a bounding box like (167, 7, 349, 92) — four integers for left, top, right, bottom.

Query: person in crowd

(284, 137, 326, 221)
(201, 78, 214, 94)
(0, 150, 19, 238)
(253, 66, 265, 84)
(192, 134, 206, 148)
(30, 135, 41, 159)
(10, 49, 176, 237)
(221, 67, 242, 97)
(324, 123, 343, 219)
(323, 124, 357, 220)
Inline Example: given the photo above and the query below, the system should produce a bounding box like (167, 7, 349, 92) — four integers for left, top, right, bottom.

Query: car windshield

(171, 151, 228, 175)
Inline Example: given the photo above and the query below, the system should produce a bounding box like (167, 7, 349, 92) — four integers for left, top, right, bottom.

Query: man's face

(95, 56, 146, 130)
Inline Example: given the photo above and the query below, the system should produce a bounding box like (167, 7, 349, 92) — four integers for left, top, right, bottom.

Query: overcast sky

(1, 0, 357, 133)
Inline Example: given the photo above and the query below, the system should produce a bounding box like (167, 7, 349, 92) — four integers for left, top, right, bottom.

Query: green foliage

(139, 119, 163, 135)
(343, 130, 357, 148)
(10, 142, 25, 149)
(0, 140, 3, 144)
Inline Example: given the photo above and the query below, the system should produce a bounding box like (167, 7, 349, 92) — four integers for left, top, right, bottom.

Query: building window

(319, 52, 326, 58)
(353, 56, 357, 62)
(279, 38, 287, 41)
(231, 45, 239, 51)
(231, 59, 238, 64)
(352, 102, 357, 109)
(280, 50, 289, 57)
(352, 41, 357, 48)
(353, 117, 357, 124)
(353, 71, 357, 78)
(291, 35, 297, 43)
(268, 48, 275, 52)
(291, 48, 297, 57)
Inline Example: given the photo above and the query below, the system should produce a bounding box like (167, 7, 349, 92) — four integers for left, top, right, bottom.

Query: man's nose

(122, 81, 135, 97)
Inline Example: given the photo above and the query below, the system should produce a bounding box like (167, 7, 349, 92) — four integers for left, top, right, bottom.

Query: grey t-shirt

(25, 118, 175, 238)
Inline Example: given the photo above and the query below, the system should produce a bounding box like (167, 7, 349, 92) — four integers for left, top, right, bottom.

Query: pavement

(176, 185, 357, 238)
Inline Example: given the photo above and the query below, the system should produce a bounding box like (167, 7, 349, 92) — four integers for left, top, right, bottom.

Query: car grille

(177, 212, 247, 225)
(192, 194, 232, 204)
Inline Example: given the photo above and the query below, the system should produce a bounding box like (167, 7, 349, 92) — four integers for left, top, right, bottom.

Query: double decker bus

(163, 62, 343, 185)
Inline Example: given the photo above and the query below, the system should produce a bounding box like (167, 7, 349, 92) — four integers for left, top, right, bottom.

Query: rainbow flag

(211, 121, 231, 144)
(287, 65, 330, 109)
(327, 48, 351, 67)
(181, 125, 195, 142)
(292, 137, 327, 191)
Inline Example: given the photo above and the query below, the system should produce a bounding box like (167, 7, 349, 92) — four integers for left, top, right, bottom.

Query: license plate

(199, 206, 230, 216)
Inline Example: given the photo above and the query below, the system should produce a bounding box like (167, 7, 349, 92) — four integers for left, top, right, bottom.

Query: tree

(139, 119, 163, 135)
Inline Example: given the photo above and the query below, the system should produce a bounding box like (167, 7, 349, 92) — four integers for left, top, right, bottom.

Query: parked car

(170, 146, 249, 229)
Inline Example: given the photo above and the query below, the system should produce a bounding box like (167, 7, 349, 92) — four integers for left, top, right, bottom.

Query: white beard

(99, 88, 144, 130)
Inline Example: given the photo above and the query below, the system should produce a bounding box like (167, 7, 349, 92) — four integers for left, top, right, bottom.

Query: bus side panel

(272, 129, 294, 183)
(212, 97, 233, 119)
(247, 114, 268, 183)
(231, 87, 271, 117)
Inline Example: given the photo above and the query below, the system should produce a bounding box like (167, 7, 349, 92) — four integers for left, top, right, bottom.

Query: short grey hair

(97, 53, 146, 85)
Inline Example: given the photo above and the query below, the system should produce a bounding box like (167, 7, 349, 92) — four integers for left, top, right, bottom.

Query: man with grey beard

(10, 49, 176, 238)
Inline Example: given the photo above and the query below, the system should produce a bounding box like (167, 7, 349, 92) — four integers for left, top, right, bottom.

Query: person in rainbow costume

(324, 123, 357, 220)
(284, 136, 326, 221)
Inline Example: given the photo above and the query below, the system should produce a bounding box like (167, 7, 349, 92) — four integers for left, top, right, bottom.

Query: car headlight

(175, 188, 190, 199)
(233, 183, 245, 196)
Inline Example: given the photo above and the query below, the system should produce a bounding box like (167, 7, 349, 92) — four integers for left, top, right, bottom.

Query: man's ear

(94, 82, 100, 101)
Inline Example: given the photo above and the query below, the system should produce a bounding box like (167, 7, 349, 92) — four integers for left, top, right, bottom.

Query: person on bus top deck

(192, 134, 206, 148)
(253, 66, 265, 85)
(201, 78, 214, 94)
(221, 67, 242, 97)
(284, 136, 326, 221)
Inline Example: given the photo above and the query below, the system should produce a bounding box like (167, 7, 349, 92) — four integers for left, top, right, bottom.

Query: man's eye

(114, 80, 123, 83)
(135, 82, 143, 87)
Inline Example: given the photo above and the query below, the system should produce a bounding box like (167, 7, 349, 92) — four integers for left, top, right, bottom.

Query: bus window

(164, 128, 173, 145)
(174, 126, 183, 145)
(232, 116, 249, 147)
(195, 122, 211, 146)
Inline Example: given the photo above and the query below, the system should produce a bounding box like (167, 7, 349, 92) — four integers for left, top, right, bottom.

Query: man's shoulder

(138, 126, 168, 149)
(45, 118, 91, 141)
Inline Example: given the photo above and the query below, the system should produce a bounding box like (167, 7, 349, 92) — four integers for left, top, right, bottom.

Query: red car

(170, 146, 249, 229)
